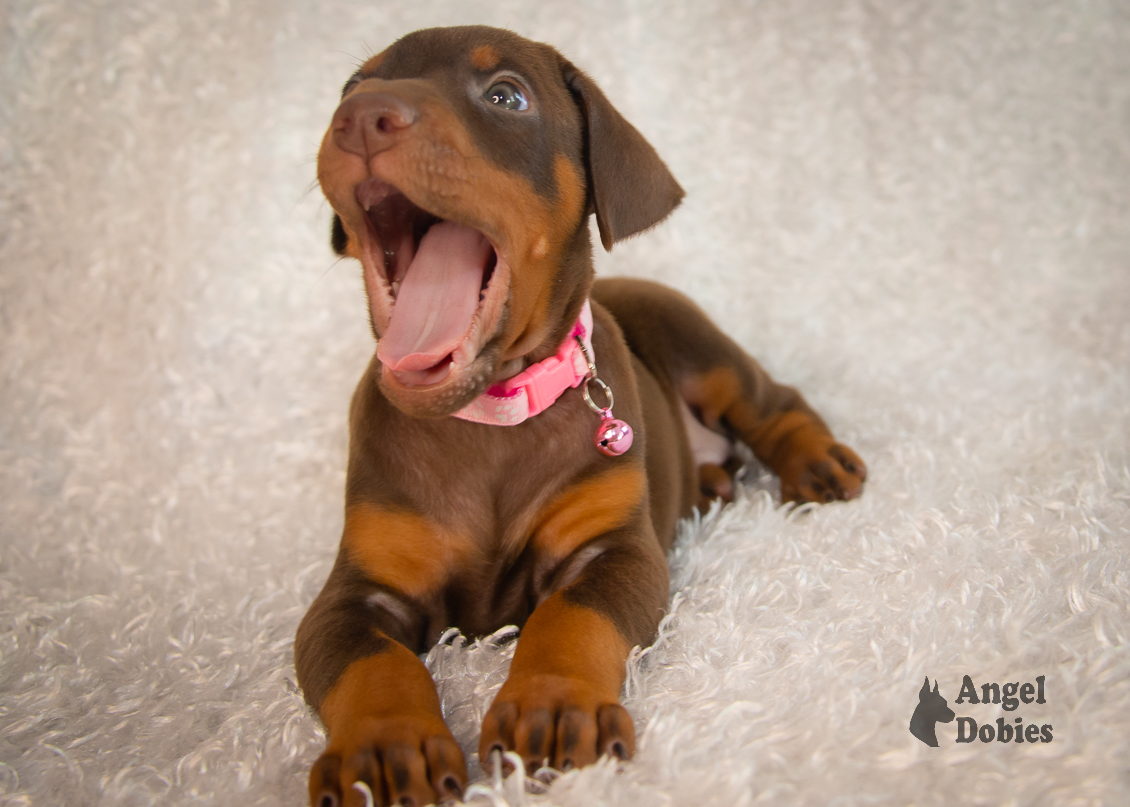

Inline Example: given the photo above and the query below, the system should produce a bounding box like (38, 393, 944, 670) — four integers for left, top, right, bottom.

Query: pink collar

(453, 301, 594, 426)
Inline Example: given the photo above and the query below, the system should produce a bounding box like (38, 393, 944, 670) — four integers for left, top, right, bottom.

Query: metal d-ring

(583, 376, 614, 415)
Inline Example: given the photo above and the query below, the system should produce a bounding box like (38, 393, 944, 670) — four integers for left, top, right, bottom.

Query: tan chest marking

(342, 504, 469, 598)
(532, 466, 646, 561)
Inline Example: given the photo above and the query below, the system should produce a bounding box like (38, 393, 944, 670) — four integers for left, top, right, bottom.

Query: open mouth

(356, 177, 506, 388)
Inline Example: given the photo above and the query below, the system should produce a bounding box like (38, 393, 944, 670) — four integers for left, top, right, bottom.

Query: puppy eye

(484, 81, 529, 111)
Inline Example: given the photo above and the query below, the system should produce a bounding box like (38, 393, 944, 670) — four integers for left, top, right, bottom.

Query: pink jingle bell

(594, 417, 633, 456)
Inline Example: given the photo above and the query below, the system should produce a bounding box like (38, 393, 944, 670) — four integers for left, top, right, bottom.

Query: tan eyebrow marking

(471, 44, 500, 71)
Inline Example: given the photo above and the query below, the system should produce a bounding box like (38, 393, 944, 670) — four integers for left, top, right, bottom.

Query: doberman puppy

(297, 25, 866, 807)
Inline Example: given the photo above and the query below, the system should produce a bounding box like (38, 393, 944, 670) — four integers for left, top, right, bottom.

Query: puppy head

(318, 26, 683, 417)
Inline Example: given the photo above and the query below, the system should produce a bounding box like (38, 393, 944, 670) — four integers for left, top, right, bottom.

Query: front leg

(305, 639, 465, 807)
(479, 533, 668, 773)
(296, 513, 467, 807)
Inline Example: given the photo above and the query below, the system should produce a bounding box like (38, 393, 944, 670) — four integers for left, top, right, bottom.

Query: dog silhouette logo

(909, 677, 955, 747)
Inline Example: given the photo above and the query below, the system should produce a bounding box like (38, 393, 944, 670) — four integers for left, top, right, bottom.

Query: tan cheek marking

(533, 467, 646, 560)
(470, 45, 500, 71)
(504, 302, 551, 361)
(342, 504, 461, 598)
(428, 123, 559, 358)
(519, 155, 584, 261)
(360, 102, 585, 362)
(317, 127, 367, 259)
(504, 156, 588, 358)
(334, 95, 549, 358)
(487, 159, 586, 359)
(552, 154, 587, 235)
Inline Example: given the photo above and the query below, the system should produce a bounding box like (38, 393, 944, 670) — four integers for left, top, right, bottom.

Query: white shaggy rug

(2, 1, 1128, 805)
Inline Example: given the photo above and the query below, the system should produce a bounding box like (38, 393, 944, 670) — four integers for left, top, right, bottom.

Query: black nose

(331, 91, 418, 160)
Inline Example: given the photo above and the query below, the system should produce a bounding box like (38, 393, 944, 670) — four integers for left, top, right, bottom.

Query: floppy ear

(560, 59, 684, 251)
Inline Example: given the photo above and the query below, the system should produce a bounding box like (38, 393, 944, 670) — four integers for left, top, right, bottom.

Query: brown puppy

(297, 25, 865, 807)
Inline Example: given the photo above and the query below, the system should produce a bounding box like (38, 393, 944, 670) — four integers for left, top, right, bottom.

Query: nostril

(374, 103, 415, 132)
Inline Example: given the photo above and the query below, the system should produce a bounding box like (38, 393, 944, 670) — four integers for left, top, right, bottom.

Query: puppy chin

(376, 353, 494, 419)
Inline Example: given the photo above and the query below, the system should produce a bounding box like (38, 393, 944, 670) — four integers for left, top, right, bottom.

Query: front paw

(309, 716, 465, 807)
(478, 674, 634, 774)
(778, 436, 867, 504)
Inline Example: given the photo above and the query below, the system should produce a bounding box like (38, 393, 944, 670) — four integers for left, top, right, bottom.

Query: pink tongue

(377, 221, 491, 374)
